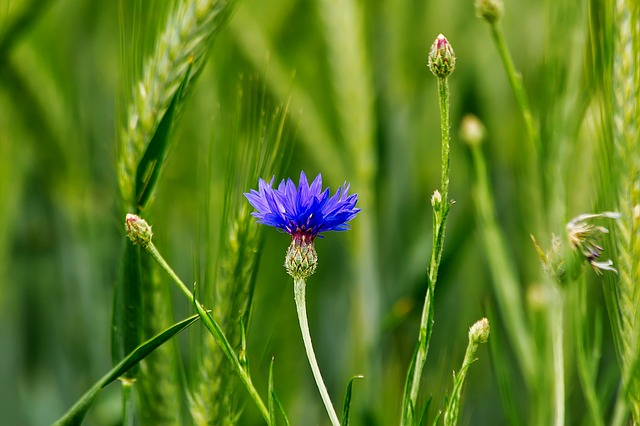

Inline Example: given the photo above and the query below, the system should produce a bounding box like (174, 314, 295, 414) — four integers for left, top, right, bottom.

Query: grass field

(1, 0, 639, 424)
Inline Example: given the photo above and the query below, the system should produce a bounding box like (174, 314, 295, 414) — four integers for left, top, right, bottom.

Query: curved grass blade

(341, 375, 364, 426)
(267, 357, 291, 426)
(54, 314, 200, 426)
(135, 57, 193, 211)
(269, 358, 277, 426)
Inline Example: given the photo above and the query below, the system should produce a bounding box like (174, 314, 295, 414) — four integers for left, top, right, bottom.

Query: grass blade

(341, 375, 364, 426)
(53, 314, 200, 426)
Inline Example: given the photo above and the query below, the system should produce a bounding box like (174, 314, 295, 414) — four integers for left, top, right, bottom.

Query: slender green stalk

(293, 277, 340, 426)
(480, 12, 545, 237)
(572, 276, 604, 426)
(549, 286, 565, 426)
(444, 318, 490, 426)
(402, 35, 455, 420)
(465, 126, 536, 384)
(437, 78, 451, 202)
(487, 23, 540, 154)
(142, 240, 270, 424)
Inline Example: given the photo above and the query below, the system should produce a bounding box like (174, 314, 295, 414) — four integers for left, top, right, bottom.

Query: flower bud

(428, 34, 456, 78)
(285, 235, 318, 280)
(125, 213, 153, 247)
(459, 114, 486, 147)
(431, 190, 443, 210)
(469, 318, 490, 344)
(475, 0, 504, 24)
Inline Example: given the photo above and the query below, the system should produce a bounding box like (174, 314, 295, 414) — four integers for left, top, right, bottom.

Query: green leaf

(54, 314, 200, 426)
(135, 57, 193, 211)
(269, 358, 277, 426)
(341, 375, 364, 426)
(266, 357, 290, 426)
(111, 239, 142, 373)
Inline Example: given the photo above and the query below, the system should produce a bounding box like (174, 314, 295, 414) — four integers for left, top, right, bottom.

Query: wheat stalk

(117, 0, 236, 211)
(612, 0, 640, 419)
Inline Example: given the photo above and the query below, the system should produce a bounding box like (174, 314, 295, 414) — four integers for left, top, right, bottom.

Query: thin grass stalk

(228, 7, 346, 180)
(137, 251, 181, 424)
(190, 86, 292, 424)
(137, 238, 271, 423)
(572, 276, 604, 426)
(464, 123, 536, 384)
(612, 0, 640, 419)
(479, 8, 545, 238)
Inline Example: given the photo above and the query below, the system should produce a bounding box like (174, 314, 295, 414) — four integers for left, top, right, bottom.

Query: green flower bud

(469, 318, 490, 344)
(428, 34, 456, 78)
(125, 213, 153, 248)
(475, 0, 504, 24)
(285, 235, 318, 280)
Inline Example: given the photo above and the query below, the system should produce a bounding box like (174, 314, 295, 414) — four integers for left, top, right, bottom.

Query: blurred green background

(0, 0, 618, 424)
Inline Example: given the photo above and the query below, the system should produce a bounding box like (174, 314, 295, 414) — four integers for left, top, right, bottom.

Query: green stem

(550, 286, 565, 426)
(144, 241, 271, 424)
(488, 22, 541, 154)
(401, 75, 451, 426)
(294, 277, 340, 426)
(469, 143, 536, 384)
(122, 379, 135, 426)
(438, 77, 451, 201)
(443, 337, 479, 426)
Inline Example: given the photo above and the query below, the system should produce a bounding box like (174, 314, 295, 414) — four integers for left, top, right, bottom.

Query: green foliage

(1, 0, 639, 424)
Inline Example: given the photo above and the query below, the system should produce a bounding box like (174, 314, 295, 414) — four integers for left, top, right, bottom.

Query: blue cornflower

(244, 171, 360, 242)
(245, 171, 360, 279)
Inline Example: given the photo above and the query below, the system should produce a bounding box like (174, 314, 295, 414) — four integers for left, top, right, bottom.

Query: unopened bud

(428, 34, 456, 78)
(459, 114, 486, 147)
(475, 0, 504, 24)
(431, 190, 443, 209)
(469, 318, 490, 344)
(125, 213, 153, 247)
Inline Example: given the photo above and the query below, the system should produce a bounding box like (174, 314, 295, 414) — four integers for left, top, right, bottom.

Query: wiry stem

(143, 241, 271, 424)
(402, 73, 452, 426)
(294, 278, 340, 426)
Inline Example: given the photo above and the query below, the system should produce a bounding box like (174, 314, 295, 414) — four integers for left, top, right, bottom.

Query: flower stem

(438, 77, 451, 201)
(550, 286, 565, 426)
(401, 74, 452, 426)
(487, 22, 540, 153)
(294, 277, 340, 426)
(144, 241, 271, 424)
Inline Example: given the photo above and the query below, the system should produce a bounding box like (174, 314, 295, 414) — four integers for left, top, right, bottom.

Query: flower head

(245, 171, 360, 280)
(244, 171, 360, 242)
(567, 211, 620, 274)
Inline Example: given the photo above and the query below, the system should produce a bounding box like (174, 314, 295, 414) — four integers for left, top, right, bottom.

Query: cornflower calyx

(245, 171, 360, 278)
(428, 34, 456, 78)
(285, 235, 318, 280)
